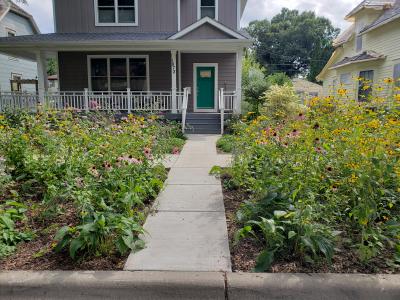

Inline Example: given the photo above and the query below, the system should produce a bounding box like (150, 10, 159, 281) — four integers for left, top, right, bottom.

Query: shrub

(261, 84, 307, 121)
(217, 135, 235, 153)
(266, 73, 292, 87)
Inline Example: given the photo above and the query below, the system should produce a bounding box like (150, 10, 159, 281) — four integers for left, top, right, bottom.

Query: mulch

(0, 200, 129, 271)
(222, 178, 399, 274)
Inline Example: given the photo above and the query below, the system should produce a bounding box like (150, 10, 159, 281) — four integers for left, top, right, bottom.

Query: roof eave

(329, 56, 386, 70)
(360, 13, 400, 34)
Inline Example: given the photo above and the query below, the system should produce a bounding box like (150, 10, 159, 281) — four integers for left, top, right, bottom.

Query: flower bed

(222, 94, 400, 273)
(0, 112, 185, 270)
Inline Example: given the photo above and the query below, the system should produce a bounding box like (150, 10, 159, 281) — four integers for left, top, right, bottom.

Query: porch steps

(185, 113, 221, 134)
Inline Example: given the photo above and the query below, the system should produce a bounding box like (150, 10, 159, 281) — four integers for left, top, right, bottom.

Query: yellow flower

(362, 85, 371, 91)
(349, 173, 358, 183)
(395, 94, 400, 102)
(384, 78, 394, 84)
(0, 115, 4, 120)
(337, 88, 347, 96)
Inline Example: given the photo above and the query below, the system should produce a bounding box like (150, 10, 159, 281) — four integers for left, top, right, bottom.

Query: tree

(247, 8, 340, 82)
(266, 73, 292, 87)
(242, 52, 269, 115)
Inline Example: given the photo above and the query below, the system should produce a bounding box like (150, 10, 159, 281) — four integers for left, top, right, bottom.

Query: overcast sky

(21, 0, 360, 34)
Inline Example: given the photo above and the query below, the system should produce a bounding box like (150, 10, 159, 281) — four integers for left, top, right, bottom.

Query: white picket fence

(0, 90, 187, 113)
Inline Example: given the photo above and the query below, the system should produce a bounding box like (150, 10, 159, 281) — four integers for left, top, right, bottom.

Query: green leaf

(254, 249, 275, 272)
(0, 216, 15, 230)
(288, 231, 297, 239)
(54, 226, 70, 241)
(69, 239, 84, 259)
(273, 210, 287, 219)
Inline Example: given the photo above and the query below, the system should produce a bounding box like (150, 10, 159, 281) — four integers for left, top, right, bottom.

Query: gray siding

(55, 0, 238, 34)
(180, 23, 233, 39)
(55, 0, 178, 33)
(58, 51, 171, 91)
(180, 0, 238, 30)
(181, 53, 236, 111)
(0, 11, 37, 91)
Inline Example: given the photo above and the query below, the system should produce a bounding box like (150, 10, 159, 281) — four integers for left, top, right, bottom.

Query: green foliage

(0, 112, 184, 260)
(266, 73, 293, 87)
(242, 53, 270, 115)
(216, 135, 235, 153)
(0, 201, 33, 259)
(47, 58, 58, 76)
(261, 84, 307, 121)
(226, 90, 400, 271)
(247, 8, 340, 81)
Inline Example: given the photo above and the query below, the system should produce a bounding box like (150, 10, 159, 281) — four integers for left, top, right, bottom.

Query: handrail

(219, 88, 225, 135)
(181, 87, 190, 134)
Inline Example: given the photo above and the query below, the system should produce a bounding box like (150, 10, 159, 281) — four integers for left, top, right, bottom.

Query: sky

(20, 0, 361, 34)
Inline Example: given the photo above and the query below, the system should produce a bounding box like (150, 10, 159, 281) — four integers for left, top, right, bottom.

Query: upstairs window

(356, 35, 363, 52)
(95, 0, 138, 26)
(198, 0, 218, 20)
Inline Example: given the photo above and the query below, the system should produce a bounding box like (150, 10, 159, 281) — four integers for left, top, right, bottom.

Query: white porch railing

(0, 89, 188, 113)
(218, 89, 236, 134)
(181, 87, 191, 134)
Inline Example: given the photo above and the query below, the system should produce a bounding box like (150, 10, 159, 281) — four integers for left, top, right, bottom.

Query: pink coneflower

(288, 129, 301, 138)
(89, 100, 100, 110)
(143, 147, 153, 160)
(88, 166, 100, 178)
(172, 147, 181, 155)
(75, 177, 84, 188)
(103, 161, 113, 171)
(263, 127, 274, 136)
(296, 113, 306, 121)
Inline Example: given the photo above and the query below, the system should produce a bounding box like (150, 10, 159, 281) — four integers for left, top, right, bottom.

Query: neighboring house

(317, 0, 400, 100)
(0, 0, 39, 92)
(292, 78, 323, 102)
(0, 0, 251, 132)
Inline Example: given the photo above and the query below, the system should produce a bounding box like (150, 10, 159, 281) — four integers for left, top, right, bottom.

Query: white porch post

(171, 50, 178, 113)
(36, 51, 48, 105)
(235, 49, 244, 114)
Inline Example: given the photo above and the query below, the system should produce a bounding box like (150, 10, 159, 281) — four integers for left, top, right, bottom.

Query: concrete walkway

(125, 135, 232, 272)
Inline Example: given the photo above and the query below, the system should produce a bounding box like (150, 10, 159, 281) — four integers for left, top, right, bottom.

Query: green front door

(196, 66, 215, 110)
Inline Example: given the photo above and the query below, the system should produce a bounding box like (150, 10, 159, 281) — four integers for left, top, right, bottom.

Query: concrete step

(186, 119, 220, 125)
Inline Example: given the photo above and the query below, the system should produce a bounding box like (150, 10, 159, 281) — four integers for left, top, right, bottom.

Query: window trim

(87, 55, 150, 91)
(94, 0, 139, 27)
(197, 0, 219, 21)
(6, 28, 16, 37)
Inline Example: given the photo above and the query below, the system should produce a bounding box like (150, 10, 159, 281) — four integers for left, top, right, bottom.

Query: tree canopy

(247, 8, 340, 82)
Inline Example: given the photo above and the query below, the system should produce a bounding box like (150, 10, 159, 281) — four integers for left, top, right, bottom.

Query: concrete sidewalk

(125, 135, 232, 272)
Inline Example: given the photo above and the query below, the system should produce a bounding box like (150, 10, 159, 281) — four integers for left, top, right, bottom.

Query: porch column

(36, 51, 48, 104)
(235, 49, 244, 114)
(171, 50, 178, 114)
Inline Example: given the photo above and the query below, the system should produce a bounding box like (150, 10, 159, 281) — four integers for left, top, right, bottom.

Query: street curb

(228, 273, 400, 300)
(0, 271, 399, 300)
(0, 271, 225, 300)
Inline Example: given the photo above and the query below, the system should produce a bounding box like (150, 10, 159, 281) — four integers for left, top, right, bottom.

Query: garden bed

(0, 112, 184, 270)
(222, 179, 397, 274)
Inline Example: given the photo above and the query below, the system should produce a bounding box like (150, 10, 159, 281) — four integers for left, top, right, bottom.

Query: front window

(89, 56, 149, 91)
(358, 70, 374, 101)
(198, 0, 218, 20)
(95, 0, 138, 26)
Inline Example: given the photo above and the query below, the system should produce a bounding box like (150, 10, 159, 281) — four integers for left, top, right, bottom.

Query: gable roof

(169, 17, 249, 40)
(360, 0, 400, 33)
(345, 0, 395, 20)
(0, 0, 40, 34)
(333, 24, 356, 47)
(329, 50, 385, 69)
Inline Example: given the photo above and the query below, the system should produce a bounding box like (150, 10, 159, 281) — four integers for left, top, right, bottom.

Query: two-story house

(0, 0, 39, 92)
(0, 0, 251, 133)
(317, 0, 400, 100)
